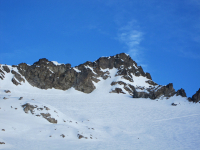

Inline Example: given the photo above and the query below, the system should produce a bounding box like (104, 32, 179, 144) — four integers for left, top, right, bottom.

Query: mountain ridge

(0, 53, 199, 102)
(0, 53, 200, 149)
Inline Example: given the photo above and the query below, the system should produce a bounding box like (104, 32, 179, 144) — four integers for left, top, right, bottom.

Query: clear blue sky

(0, 0, 200, 97)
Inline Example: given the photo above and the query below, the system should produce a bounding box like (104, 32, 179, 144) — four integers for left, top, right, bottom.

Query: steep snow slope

(0, 65, 200, 150)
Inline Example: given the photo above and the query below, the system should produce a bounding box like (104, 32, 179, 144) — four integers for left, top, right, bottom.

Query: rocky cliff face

(0, 53, 192, 100)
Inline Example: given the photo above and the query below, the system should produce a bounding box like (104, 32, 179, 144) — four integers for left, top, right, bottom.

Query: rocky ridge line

(0, 53, 199, 102)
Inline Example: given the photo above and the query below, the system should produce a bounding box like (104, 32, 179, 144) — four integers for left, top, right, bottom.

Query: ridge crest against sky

(0, 0, 199, 97)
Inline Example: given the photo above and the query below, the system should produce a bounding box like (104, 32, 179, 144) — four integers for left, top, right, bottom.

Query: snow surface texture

(0, 65, 200, 150)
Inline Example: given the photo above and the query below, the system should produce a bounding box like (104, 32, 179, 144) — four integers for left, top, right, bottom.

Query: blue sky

(0, 0, 200, 97)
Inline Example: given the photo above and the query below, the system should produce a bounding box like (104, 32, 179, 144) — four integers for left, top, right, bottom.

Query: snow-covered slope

(0, 59, 200, 149)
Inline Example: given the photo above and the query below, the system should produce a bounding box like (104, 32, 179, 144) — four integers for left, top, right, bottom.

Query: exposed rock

(77, 134, 85, 139)
(189, 88, 200, 103)
(153, 83, 176, 98)
(60, 134, 65, 138)
(145, 73, 152, 80)
(12, 77, 21, 86)
(2, 65, 10, 73)
(133, 83, 176, 99)
(0, 69, 5, 75)
(171, 103, 177, 106)
(145, 80, 158, 86)
(22, 103, 57, 124)
(4, 90, 11, 93)
(44, 106, 50, 110)
(176, 88, 187, 97)
(3, 97, 8, 99)
(110, 88, 126, 94)
(11, 70, 25, 83)
(111, 81, 126, 86)
(0, 142, 5, 144)
(0, 68, 5, 80)
(133, 90, 150, 98)
(0, 75, 4, 80)
(19, 97, 23, 100)
(22, 103, 36, 114)
(40, 113, 57, 124)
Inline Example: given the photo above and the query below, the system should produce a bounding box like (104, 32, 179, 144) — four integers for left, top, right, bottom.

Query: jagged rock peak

(176, 88, 187, 97)
(76, 53, 152, 80)
(94, 53, 138, 69)
(189, 88, 200, 103)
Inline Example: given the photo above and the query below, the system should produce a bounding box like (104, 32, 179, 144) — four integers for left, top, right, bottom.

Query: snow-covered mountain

(0, 53, 200, 150)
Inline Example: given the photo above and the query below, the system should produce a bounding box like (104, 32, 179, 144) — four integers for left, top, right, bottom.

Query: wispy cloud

(118, 21, 145, 65)
(179, 50, 200, 59)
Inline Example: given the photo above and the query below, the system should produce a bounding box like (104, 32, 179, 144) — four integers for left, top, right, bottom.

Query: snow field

(0, 65, 200, 149)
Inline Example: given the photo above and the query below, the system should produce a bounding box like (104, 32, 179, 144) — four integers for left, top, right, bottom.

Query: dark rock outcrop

(145, 80, 157, 86)
(22, 103, 36, 114)
(176, 88, 187, 97)
(133, 90, 150, 98)
(12, 77, 21, 86)
(19, 97, 23, 100)
(153, 83, 176, 98)
(4, 90, 11, 93)
(11, 70, 25, 83)
(22, 103, 57, 123)
(171, 103, 177, 106)
(110, 88, 126, 94)
(2, 65, 10, 73)
(132, 83, 176, 99)
(189, 88, 200, 103)
(40, 113, 57, 124)
(0, 69, 5, 80)
(60, 134, 65, 138)
(77, 134, 85, 139)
